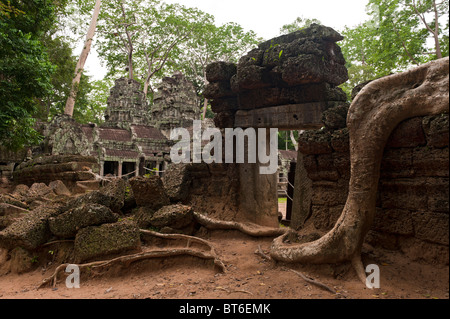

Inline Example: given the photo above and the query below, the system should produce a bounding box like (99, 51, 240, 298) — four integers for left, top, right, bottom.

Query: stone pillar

(138, 157, 145, 176)
(290, 149, 312, 229)
(118, 161, 123, 177)
(238, 130, 278, 227)
(135, 162, 139, 176)
(99, 161, 105, 176)
(156, 160, 161, 176)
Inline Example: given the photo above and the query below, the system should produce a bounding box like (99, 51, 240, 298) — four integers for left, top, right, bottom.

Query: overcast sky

(85, 0, 370, 80)
(164, 0, 370, 38)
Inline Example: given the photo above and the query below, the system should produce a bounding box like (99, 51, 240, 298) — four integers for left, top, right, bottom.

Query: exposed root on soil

(255, 245, 273, 262)
(194, 212, 289, 237)
(38, 229, 225, 289)
(140, 229, 217, 252)
(254, 245, 336, 294)
(351, 254, 368, 285)
(214, 286, 253, 296)
(284, 268, 336, 295)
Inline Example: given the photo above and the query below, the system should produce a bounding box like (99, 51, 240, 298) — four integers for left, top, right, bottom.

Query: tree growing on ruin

(96, 0, 210, 99)
(178, 21, 260, 119)
(270, 57, 449, 283)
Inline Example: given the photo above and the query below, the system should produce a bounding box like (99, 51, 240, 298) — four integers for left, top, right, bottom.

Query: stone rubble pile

(0, 172, 201, 272)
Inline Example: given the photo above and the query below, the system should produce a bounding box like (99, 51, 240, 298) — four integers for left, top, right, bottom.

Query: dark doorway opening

(122, 162, 136, 178)
(104, 161, 118, 176)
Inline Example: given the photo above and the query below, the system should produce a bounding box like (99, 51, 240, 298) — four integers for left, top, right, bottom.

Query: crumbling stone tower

(151, 71, 201, 138)
(104, 78, 151, 129)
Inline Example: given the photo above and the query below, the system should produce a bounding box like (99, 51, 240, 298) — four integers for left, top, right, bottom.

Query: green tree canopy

(96, 0, 213, 98)
(0, 0, 56, 150)
(279, 16, 322, 34)
(340, 0, 449, 98)
(176, 21, 260, 118)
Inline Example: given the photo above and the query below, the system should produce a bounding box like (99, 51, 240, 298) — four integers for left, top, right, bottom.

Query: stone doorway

(122, 162, 136, 178)
(104, 161, 119, 176)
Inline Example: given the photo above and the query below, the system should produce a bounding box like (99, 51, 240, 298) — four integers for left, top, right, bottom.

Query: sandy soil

(0, 228, 448, 301)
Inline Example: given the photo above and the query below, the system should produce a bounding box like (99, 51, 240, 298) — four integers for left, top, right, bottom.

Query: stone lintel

(234, 102, 329, 130)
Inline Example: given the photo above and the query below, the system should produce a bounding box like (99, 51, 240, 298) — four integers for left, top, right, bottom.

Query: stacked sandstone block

(298, 113, 449, 264)
(203, 24, 349, 129)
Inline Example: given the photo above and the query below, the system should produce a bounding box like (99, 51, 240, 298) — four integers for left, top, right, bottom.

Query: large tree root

(193, 212, 289, 237)
(38, 229, 225, 289)
(270, 57, 449, 283)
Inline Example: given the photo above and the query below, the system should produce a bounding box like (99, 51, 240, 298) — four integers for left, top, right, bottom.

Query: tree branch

(392, 22, 420, 65)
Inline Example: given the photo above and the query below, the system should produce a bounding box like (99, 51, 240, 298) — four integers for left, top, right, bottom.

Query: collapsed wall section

(12, 155, 100, 192)
(162, 162, 240, 222)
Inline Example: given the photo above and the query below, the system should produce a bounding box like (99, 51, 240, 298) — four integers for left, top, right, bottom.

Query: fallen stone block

(150, 204, 195, 234)
(162, 164, 192, 203)
(48, 180, 72, 197)
(49, 204, 118, 239)
(129, 176, 170, 210)
(74, 220, 141, 262)
(0, 209, 57, 250)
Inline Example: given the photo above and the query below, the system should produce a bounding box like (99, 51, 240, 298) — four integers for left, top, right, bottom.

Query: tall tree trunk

(202, 98, 208, 120)
(290, 130, 299, 151)
(412, 0, 443, 59)
(127, 50, 133, 80)
(432, 0, 442, 59)
(119, 0, 134, 80)
(202, 70, 208, 120)
(64, 0, 102, 117)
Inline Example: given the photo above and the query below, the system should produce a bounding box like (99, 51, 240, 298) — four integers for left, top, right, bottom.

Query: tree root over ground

(196, 59, 449, 286)
(193, 212, 289, 237)
(38, 229, 225, 289)
(38, 213, 288, 289)
(270, 57, 449, 283)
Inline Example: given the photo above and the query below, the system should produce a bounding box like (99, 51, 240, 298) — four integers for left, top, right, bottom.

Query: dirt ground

(0, 227, 448, 301)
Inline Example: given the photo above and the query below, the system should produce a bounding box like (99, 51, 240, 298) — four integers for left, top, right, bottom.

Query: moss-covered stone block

(74, 220, 141, 262)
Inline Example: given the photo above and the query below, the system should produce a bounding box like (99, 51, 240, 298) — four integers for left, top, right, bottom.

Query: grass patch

(278, 197, 287, 204)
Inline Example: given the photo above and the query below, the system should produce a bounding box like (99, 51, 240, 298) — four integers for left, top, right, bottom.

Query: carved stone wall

(163, 163, 241, 222)
(42, 115, 92, 157)
(296, 113, 449, 264)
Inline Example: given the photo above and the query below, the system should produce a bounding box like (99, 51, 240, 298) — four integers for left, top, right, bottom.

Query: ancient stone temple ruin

(151, 71, 201, 138)
(203, 23, 349, 226)
(10, 72, 201, 187)
(0, 23, 447, 295)
(189, 24, 449, 264)
(103, 77, 151, 129)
